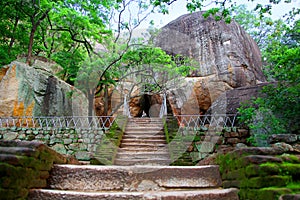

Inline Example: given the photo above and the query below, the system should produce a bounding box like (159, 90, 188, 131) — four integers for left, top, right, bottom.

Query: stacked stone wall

(0, 128, 104, 161)
(216, 147, 300, 200)
(0, 140, 76, 199)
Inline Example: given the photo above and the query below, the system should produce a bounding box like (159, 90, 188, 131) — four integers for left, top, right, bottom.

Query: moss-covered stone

(245, 163, 280, 177)
(240, 175, 292, 188)
(222, 169, 246, 180)
(239, 188, 292, 200)
(279, 154, 300, 163)
(279, 163, 300, 179)
(223, 180, 241, 188)
(0, 163, 38, 189)
(91, 116, 127, 165)
(286, 182, 300, 192)
(0, 188, 28, 200)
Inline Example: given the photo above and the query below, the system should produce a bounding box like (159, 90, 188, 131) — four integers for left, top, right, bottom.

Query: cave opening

(135, 93, 173, 118)
(137, 94, 151, 117)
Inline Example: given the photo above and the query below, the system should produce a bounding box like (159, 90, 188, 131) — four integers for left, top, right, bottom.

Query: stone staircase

(29, 165, 238, 199)
(114, 118, 171, 166)
(28, 117, 239, 199)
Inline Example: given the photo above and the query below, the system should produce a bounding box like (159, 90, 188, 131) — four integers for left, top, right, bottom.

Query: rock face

(154, 11, 266, 115)
(207, 83, 274, 115)
(0, 61, 89, 117)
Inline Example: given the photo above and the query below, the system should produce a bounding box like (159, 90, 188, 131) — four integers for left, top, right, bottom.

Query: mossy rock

(216, 152, 249, 173)
(240, 175, 292, 188)
(0, 188, 28, 200)
(91, 118, 126, 165)
(0, 163, 38, 189)
(279, 154, 300, 163)
(286, 182, 300, 192)
(279, 163, 300, 180)
(239, 187, 292, 200)
(245, 163, 280, 177)
(223, 180, 240, 188)
(222, 168, 247, 180)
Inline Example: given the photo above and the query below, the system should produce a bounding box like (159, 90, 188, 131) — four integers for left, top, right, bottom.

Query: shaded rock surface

(0, 140, 79, 199)
(154, 11, 266, 115)
(0, 61, 89, 117)
(155, 11, 265, 84)
(207, 82, 273, 115)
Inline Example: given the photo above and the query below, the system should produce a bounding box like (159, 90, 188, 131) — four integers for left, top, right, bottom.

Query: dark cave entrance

(135, 93, 173, 118)
(137, 94, 151, 117)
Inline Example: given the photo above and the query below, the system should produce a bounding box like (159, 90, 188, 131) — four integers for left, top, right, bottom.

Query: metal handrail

(175, 114, 238, 128)
(123, 94, 132, 118)
(159, 93, 167, 118)
(0, 116, 115, 129)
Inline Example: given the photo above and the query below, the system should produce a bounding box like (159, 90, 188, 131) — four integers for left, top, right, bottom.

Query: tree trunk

(26, 25, 37, 65)
(104, 84, 109, 116)
(88, 89, 95, 117)
(8, 17, 19, 55)
(26, 9, 50, 65)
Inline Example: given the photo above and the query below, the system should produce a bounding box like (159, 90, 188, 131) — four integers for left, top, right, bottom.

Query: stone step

(114, 158, 171, 166)
(121, 139, 167, 144)
(116, 148, 170, 154)
(116, 152, 170, 159)
(120, 143, 167, 148)
(45, 165, 223, 191)
(127, 120, 164, 124)
(128, 118, 162, 122)
(123, 131, 165, 135)
(125, 126, 163, 133)
(126, 123, 163, 127)
(122, 135, 166, 140)
(29, 188, 239, 200)
(118, 146, 169, 152)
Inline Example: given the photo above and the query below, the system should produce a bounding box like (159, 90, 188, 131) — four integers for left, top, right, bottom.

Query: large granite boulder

(207, 83, 274, 115)
(154, 11, 266, 115)
(0, 61, 88, 117)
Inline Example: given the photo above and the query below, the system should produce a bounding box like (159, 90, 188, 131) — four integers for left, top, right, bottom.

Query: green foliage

(52, 49, 87, 84)
(236, 7, 300, 146)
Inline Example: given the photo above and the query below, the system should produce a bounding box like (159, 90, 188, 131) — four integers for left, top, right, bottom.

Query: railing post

(123, 94, 132, 118)
(159, 93, 167, 118)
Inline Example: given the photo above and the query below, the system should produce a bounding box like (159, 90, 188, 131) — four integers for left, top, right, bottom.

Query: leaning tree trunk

(8, 17, 19, 55)
(26, 26, 37, 65)
(26, 9, 50, 65)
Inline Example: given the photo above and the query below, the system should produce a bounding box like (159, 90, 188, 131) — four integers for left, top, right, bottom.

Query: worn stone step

(126, 122, 163, 126)
(128, 118, 162, 122)
(127, 121, 163, 124)
(121, 139, 167, 144)
(118, 147, 169, 152)
(29, 188, 239, 200)
(124, 130, 165, 135)
(116, 152, 170, 159)
(122, 135, 166, 140)
(125, 128, 164, 132)
(116, 148, 170, 155)
(46, 165, 223, 191)
(127, 120, 164, 124)
(120, 143, 168, 148)
(114, 158, 171, 166)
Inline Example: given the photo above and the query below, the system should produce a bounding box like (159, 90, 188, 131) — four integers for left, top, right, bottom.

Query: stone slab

(29, 188, 239, 200)
(48, 165, 222, 191)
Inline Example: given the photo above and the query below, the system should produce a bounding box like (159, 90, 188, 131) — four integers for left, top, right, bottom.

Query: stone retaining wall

(165, 116, 251, 165)
(216, 147, 300, 200)
(0, 140, 77, 200)
(0, 127, 104, 161)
